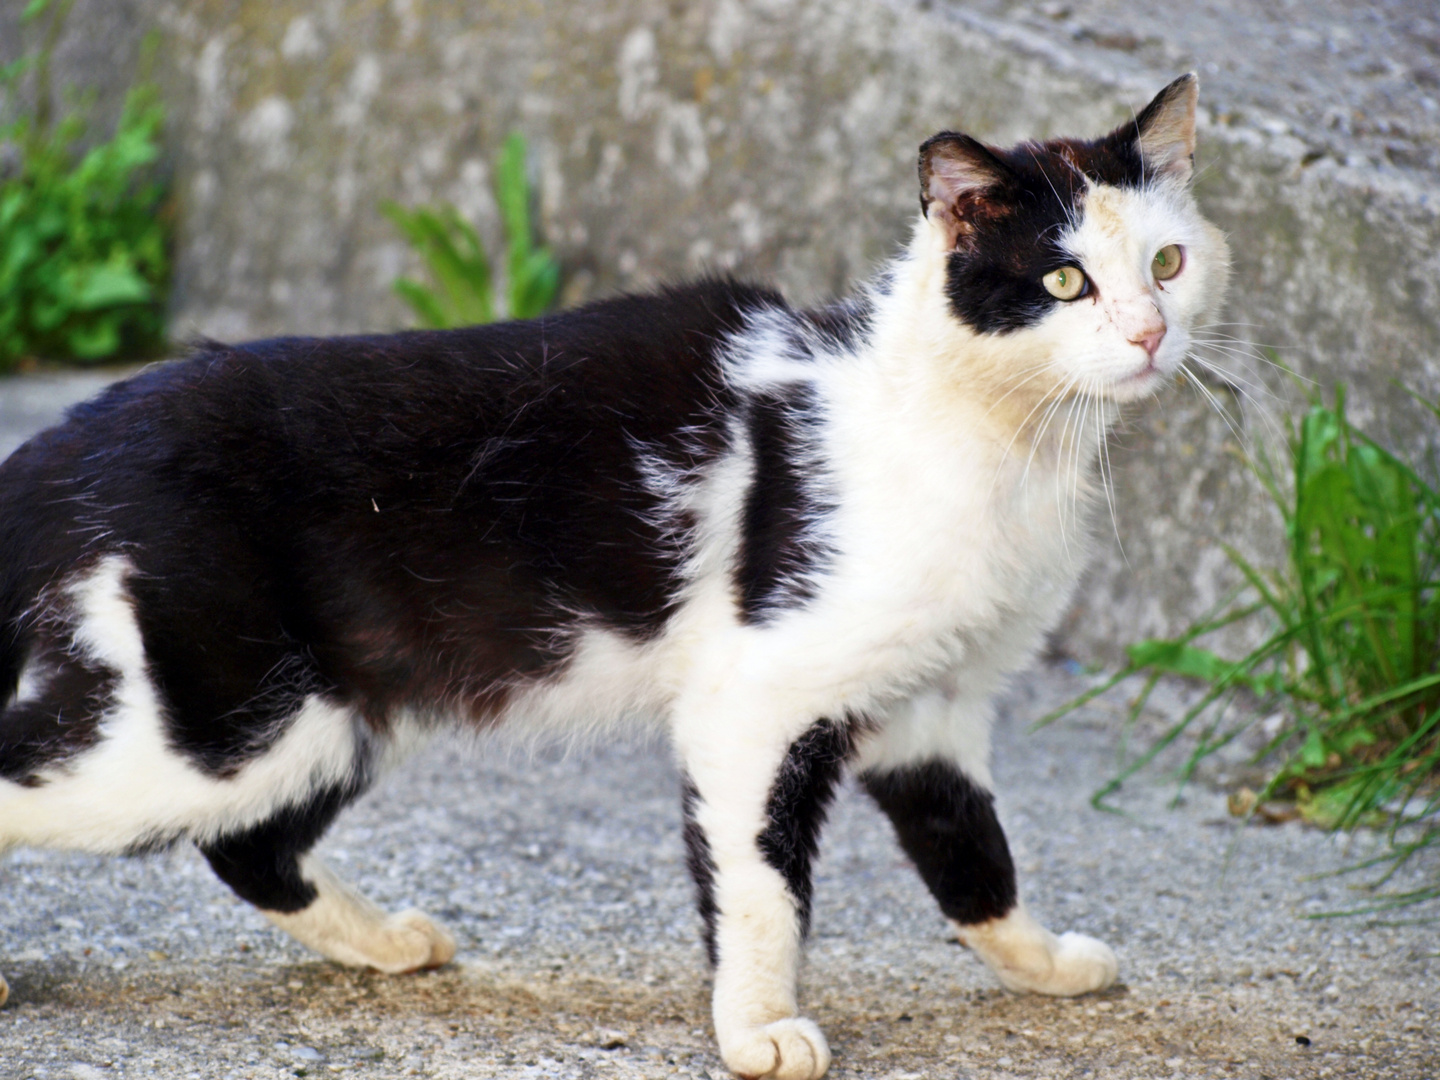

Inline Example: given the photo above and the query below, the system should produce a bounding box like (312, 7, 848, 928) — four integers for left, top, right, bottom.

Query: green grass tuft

(0, 0, 171, 372)
(1044, 384, 1440, 911)
(382, 131, 560, 330)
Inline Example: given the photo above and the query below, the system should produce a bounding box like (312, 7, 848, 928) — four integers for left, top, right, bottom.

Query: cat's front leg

(678, 715, 852, 1080)
(856, 702, 1116, 997)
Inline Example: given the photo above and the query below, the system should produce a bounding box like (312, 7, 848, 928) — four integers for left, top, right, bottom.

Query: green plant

(382, 131, 560, 329)
(1047, 386, 1440, 911)
(0, 0, 170, 371)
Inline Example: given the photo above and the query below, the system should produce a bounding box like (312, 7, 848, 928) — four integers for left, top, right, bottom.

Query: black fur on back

(0, 280, 783, 780)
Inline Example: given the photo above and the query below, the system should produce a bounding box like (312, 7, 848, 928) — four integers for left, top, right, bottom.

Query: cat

(0, 74, 1228, 1079)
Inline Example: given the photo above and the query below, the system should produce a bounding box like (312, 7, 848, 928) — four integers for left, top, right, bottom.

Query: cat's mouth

(1105, 357, 1168, 401)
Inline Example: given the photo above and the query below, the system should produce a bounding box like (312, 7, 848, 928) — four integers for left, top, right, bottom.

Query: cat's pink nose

(1130, 325, 1166, 358)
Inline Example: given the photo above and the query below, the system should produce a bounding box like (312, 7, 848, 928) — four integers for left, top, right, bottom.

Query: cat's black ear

(919, 133, 1013, 248)
(1118, 73, 1199, 182)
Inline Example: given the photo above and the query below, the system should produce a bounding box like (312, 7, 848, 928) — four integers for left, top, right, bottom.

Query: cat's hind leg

(199, 783, 455, 973)
(856, 691, 1117, 997)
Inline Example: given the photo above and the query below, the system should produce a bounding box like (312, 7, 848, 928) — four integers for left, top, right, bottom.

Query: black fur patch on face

(735, 385, 832, 623)
(860, 759, 1016, 926)
(756, 718, 856, 935)
(929, 128, 1150, 336)
(681, 774, 720, 965)
(199, 771, 368, 912)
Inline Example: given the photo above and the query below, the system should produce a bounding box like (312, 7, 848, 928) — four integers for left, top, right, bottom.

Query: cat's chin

(1103, 364, 1172, 403)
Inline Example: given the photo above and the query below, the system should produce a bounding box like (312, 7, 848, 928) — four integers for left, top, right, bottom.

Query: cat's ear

(919, 133, 1013, 248)
(1119, 73, 1199, 182)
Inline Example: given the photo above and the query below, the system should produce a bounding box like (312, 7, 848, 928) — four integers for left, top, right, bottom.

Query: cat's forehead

(1064, 181, 1194, 265)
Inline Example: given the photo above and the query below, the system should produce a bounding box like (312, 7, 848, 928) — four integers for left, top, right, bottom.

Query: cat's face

(918, 75, 1230, 407)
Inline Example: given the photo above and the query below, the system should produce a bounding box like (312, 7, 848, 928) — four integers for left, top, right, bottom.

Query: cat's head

(915, 74, 1230, 406)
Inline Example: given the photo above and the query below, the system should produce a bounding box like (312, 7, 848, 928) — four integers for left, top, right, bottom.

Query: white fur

(955, 905, 1118, 996)
(263, 854, 456, 973)
(0, 556, 365, 853)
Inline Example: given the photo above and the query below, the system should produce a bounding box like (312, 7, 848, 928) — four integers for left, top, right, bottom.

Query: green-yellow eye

(1042, 266, 1087, 300)
(1152, 244, 1183, 281)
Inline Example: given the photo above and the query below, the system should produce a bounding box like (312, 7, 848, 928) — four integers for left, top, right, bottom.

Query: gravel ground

(0, 369, 1436, 1079)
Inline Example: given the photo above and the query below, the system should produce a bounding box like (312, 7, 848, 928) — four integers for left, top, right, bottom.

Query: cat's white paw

(263, 856, 457, 974)
(368, 908, 457, 973)
(719, 1017, 831, 1080)
(957, 908, 1118, 997)
(990, 930, 1117, 996)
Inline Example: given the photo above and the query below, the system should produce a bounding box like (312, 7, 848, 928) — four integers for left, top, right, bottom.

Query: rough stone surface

(3, 0, 1438, 659)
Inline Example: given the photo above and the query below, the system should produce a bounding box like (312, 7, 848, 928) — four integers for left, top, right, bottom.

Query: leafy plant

(382, 131, 560, 329)
(1047, 386, 1440, 911)
(0, 0, 170, 371)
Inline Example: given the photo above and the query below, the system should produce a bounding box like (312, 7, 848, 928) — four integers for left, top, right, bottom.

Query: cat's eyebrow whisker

(1025, 144, 1078, 229)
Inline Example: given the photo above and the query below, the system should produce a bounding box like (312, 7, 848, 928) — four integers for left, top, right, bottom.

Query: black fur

(756, 719, 855, 935)
(735, 385, 831, 623)
(860, 759, 1017, 926)
(0, 281, 780, 782)
(0, 642, 113, 788)
(800, 297, 873, 352)
(681, 774, 720, 965)
(199, 772, 369, 912)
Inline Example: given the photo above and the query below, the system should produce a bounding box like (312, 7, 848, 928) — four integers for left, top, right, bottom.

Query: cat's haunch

(0, 75, 1226, 1078)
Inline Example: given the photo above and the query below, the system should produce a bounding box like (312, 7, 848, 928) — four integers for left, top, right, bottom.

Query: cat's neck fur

(831, 216, 1112, 494)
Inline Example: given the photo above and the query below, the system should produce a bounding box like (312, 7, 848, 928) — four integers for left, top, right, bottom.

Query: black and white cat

(0, 76, 1227, 1079)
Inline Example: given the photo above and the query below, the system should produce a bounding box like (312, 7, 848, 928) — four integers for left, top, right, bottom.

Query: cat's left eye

(1152, 244, 1184, 281)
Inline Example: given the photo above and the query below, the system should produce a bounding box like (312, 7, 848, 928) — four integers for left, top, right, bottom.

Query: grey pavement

(0, 369, 1436, 1079)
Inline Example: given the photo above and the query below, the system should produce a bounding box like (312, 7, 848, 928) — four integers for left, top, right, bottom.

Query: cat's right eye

(1042, 266, 1088, 301)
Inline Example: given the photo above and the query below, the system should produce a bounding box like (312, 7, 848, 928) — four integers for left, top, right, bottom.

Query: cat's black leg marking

(863, 757, 1116, 996)
(681, 773, 719, 964)
(682, 719, 855, 964)
(859, 758, 1017, 925)
(200, 768, 457, 973)
(199, 775, 365, 912)
(756, 718, 855, 934)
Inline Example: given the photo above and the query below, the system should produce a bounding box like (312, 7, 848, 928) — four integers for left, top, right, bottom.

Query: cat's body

(0, 77, 1227, 1078)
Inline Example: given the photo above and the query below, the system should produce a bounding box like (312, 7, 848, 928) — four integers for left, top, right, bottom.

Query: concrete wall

(4, 0, 1438, 662)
